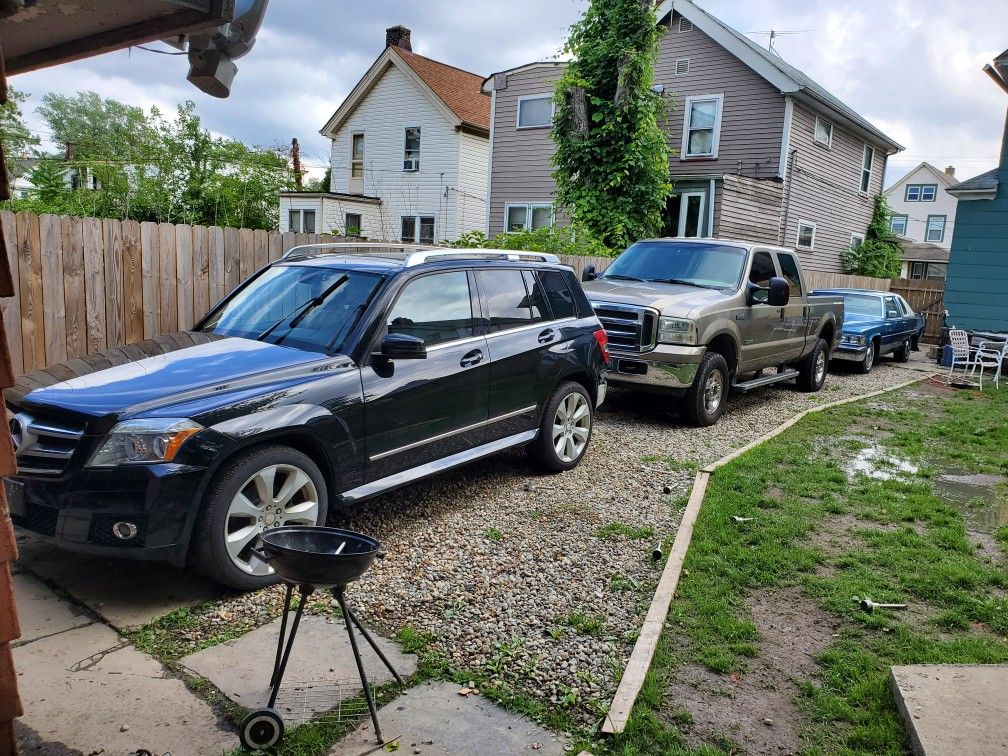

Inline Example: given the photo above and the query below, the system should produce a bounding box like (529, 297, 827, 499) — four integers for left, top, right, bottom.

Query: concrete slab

(891, 664, 1008, 755)
(15, 532, 225, 629)
(181, 614, 417, 717)
(330, 681, 569, 755)
(13, 620, 235, 755)
(12, 571, 94, 643)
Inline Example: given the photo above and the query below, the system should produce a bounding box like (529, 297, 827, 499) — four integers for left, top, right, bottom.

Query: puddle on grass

(934, 470, 1008, 533)
(846, 445, 920, 481)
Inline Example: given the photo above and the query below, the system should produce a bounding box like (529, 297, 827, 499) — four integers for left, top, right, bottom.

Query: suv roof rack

(280, 242, 561, 267)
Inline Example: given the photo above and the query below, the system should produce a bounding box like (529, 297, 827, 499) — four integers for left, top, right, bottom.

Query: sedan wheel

(860, 343, 875, 374)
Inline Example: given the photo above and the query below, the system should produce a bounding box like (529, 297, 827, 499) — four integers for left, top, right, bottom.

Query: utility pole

(291, 137, 303, 190)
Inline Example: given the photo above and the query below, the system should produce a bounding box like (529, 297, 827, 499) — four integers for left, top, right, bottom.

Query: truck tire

(191, 445, 328, 591)
(797, 337, 829, 391)
(894, 339, 911, 362)
(529, 381, 594, 473)
(681, 352, 729, 426)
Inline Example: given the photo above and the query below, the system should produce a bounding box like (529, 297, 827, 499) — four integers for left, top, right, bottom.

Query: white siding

(884, 165, 958, 250)
(456, 130, 489, 237)
(327, 61, 487, 241)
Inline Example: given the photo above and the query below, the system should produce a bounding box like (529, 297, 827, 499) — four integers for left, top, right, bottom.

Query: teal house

(944, 52, 1008, 333)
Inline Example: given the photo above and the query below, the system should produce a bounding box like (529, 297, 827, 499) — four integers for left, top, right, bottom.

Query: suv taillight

(593, 328, 610, 364)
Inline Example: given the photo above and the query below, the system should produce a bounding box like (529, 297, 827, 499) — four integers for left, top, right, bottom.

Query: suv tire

(894, 339, 911, 363)
(682, 352, 729, 427)
(192, 445, 328, 590)
(797, 337, 829, 391)
(529, 381, 594, 473)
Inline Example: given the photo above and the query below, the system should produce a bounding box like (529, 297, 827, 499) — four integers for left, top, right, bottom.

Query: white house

(884, 162, 960, 252)
(279, 26, 490, 243)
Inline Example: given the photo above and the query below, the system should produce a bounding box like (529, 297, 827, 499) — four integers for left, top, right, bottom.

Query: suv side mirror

(582, 264, 597, 282)
(767, 277, 790, 307)
(378, 332, 427, 360)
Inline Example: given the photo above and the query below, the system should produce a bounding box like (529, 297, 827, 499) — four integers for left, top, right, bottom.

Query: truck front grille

(9, 412, 86, 475)
(590, 302, 658, 353)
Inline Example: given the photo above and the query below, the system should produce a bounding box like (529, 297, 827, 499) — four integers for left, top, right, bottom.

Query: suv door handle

(537, 328, 557, 344)
(460, 349, 483, 368)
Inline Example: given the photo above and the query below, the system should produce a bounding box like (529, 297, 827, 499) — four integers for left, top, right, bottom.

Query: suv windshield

(602, 241, 747, 289)
(199, 265, 383, 352)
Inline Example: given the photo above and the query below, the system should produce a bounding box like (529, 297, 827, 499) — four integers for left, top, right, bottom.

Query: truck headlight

(88, 418, 203, 467)
(657, 317, 697, 346)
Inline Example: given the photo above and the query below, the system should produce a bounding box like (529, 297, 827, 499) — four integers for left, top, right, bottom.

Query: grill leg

(335, 587, 383, 743)
(269, 583, 295, 689)
(267, 584, 312, 709)
(343, 603, 404, 685)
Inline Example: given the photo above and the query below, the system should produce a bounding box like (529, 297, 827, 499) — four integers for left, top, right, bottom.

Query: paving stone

(330, 681, 569, 755)
(181, 614, 417, 717)
(12, 571, 93, 643)
(891, 664, 1008, 755)
(14, 620, 234, 754)
(15, 533, 224, 629)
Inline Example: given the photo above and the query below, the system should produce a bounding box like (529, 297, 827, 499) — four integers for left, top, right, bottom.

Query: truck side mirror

(767, 277, 790, 307)
(582, 264, 597, 282)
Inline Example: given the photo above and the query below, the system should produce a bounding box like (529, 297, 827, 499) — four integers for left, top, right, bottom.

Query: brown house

(482, 0, 903, 272)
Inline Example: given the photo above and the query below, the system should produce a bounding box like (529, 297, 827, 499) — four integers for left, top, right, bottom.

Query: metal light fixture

(184, 0, 270, 98)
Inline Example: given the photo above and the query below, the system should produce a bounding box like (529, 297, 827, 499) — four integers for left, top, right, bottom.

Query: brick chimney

(385, 25, 411, 51)
(944, 165, 956, 179)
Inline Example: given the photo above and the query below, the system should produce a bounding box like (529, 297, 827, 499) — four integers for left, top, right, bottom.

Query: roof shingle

(394, 48, 490, 131)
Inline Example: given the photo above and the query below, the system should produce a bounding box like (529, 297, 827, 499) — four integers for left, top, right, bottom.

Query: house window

(814, 117, 833, 148)
(911, 262, 948, 280)
(860, 144, 875, 194)
(345, 213, 362, 237)
(401, 215, 435, 244)
(517, 95, 553, 128)
(288, 209, 316, 233)
(905, 184, 937, 202)
(890, 214, 908, 235)
(351, 133, 365, 179)
(796, 220, 816, 249)
(679, 17, 693, 32)
(505, 203, 554, 232)
(925, 214, 946, 243)
(674, 58, 690, 76)
(850, 233, 865, 250)
(682, 94, 723, 159)
(403, 127, 420, 171)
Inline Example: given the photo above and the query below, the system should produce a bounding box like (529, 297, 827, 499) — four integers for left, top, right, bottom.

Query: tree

(551, 0, 672, 250)
(843, 194, 903, 278)
(1, 87, 41, 179)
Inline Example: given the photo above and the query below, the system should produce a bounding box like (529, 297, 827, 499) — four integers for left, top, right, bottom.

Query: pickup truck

(582, 238, 844, 426)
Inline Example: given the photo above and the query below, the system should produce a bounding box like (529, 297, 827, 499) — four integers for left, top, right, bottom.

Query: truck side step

(732, 368, 799, 393)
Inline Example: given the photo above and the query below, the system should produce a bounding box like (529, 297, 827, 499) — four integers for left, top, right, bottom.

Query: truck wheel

(858, 341, 877, 374)
(894, 339, 911, 363)
(529, 381, 594, 473)
(191, 445, 328, 591)
(797, 338, 829, 391)
(681, 352, 729, 426)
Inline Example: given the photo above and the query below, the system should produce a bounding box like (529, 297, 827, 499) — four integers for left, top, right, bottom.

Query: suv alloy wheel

(530, 381, 594, 472)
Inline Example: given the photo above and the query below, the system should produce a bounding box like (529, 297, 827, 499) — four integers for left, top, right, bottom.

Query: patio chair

(946, 329, 973, 382)
(968, 339, 1008, 390)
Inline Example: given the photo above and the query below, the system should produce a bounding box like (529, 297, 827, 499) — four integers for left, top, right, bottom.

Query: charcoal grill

(238, 526, 403, 751)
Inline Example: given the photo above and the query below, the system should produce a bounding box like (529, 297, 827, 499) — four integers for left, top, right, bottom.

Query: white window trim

(680, 93, 724, 160)
(678, 16, 693, 32)
(674, 57, 690, 76)
(673, 192, 706, 237)
(288, 208, 318, 234)
(504, 203, 555, 232)
(350, 131, 365, 180)
(402, 125, 421, 172)
(890, 214, 908, 234)
(516, 94, 554, 129)
(860, 144, 875, 196)
(850, 233, 865, 250)
(401, 214, 437, 244)
(796, 220, 816, 250)
(925, 214, 946, 243)
(813, 116, 833, 149)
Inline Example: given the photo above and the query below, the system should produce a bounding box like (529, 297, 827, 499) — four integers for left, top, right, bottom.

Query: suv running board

(732, 368, 799, 393)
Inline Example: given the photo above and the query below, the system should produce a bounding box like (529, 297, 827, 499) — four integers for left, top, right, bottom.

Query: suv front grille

(591, 302, 658, 352)
(9, 412, 85, 475)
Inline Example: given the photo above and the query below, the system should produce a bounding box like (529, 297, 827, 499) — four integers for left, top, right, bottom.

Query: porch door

(663, 192, 706, 238)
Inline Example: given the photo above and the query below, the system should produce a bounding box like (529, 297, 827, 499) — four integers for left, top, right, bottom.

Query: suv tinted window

(522, 270, 549, 322)
(776, 253, 803, 296)
(387, 271, 474, 346)
(749, 251, 777, 286)
(538, 270, 576, 319)
(480, 270, 533, 331)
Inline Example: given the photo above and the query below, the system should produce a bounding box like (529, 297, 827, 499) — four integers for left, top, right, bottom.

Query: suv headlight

(657, 317, 697, 346)
(88, 418, 203, 467)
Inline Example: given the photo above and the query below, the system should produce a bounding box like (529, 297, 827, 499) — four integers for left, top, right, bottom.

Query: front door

(737, 250, 782, 372)
(775, 252, 810, 362)
(662, 192, 706, 238)
(362, 270, 489, 481)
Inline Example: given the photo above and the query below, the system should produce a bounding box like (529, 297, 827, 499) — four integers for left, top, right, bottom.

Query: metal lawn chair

(968, 339, 1008, 390)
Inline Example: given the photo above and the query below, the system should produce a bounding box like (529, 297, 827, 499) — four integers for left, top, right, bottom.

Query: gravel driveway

(186, 362, 924, 725)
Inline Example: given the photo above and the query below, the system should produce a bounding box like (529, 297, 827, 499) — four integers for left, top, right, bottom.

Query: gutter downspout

(779, 148, 797, 246)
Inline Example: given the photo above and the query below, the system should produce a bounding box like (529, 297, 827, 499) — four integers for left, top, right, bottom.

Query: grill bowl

(258, 526, 380, 588)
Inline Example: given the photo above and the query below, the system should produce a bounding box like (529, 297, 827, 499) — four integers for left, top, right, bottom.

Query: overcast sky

(11, 0, 1008, 186)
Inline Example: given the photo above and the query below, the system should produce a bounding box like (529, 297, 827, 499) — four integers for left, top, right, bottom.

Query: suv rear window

(480, 270, 533, 331)
(538, 270, 576, 319)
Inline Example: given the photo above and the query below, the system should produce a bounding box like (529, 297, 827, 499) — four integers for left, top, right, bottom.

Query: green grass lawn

(605, 381, 1008, 755)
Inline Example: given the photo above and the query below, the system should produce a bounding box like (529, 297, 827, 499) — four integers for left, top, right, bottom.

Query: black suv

(6, 246, 608, 589)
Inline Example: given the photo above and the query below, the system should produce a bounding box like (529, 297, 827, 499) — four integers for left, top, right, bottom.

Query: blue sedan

(811, 289, 925, 373)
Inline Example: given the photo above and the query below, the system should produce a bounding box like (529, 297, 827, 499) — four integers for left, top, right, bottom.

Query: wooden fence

(890, 277, 945, 343)
(2, 210, 931, 378)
